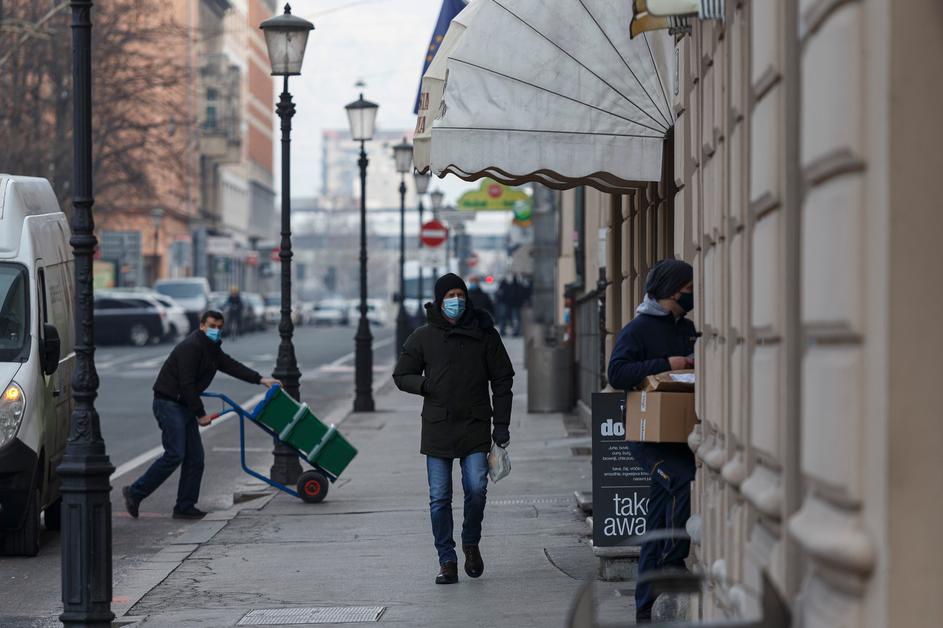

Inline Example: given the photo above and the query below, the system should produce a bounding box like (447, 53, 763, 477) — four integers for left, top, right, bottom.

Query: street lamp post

(345, 94, 380, 412)
(260, 4, 314, 485)
(392, 138, 413, 354)
(59, 1, 115, 626)
(413, 170, 431, 318)
(429, 188, 445, 278)
(151, 207, 164, 284)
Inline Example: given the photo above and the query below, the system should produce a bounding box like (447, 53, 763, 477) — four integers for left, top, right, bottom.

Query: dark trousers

(426, 453, 489, 565)
(635, 476, 692, 617)
(130, 398, 205, 511)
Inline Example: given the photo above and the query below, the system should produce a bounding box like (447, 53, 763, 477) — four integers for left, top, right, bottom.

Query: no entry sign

(420, 220, 448, 247)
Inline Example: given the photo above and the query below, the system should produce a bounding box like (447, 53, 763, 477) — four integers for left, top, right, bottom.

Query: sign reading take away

(592, 392, 650, 548)
(420, 220, 448, 247)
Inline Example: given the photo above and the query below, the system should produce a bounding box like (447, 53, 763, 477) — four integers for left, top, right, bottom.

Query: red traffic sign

(421, 220, 449, 248)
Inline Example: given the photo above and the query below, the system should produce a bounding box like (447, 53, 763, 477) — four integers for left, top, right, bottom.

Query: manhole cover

(237, 606, 385, 625)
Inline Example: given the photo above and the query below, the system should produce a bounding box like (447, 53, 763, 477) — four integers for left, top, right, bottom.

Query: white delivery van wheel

(44, 497, 62, 531)
(1, 488, 40, 556)
(129, 323, 150, 347)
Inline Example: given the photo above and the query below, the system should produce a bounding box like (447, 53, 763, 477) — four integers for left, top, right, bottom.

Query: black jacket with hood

(393, 303, 514, 458)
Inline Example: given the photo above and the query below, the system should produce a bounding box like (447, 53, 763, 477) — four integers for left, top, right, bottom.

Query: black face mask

(677, 291, 694, 313)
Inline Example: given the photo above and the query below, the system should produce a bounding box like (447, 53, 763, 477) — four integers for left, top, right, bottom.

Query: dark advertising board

(592, 392, 650, 548)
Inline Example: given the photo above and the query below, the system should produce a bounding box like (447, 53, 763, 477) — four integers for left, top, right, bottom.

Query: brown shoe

(463, 544, 484, 578)
(435, 561, 459, 585)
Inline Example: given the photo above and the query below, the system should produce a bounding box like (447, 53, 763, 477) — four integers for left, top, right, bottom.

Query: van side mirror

(42, 324, 61, 376)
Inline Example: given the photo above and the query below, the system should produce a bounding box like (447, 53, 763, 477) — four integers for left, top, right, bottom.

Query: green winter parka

(393, 303, 514, 458)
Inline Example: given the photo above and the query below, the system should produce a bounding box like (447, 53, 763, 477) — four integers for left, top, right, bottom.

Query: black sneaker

(172, 507, 207, 520)
(122, 486, 140, 519)
(462, 544, 484, 578)
(435, 561, 459, 585)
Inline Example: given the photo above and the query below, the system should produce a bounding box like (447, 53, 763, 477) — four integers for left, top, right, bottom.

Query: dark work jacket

(393, 303, 514, 458)
(153, 330, 262, 417)
(607, 312, 698, 490)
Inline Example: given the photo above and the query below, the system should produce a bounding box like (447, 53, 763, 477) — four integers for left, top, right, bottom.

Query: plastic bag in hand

(488, 442, 511, 483)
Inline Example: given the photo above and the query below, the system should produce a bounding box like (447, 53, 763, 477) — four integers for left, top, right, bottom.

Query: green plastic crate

(252, 387, 357, 479)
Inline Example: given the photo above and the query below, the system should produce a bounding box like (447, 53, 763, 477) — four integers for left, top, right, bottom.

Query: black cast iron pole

(270, 76, 303, 484)
(416, 197, 424, 318)
(395, 177, 409, 354)
(353, 142, 375, 411)
(59, 1, 115, 626)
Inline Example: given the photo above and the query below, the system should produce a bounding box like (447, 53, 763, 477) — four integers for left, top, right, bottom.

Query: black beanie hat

(434, 273, 468, 304)
(644, 259, 694, 300)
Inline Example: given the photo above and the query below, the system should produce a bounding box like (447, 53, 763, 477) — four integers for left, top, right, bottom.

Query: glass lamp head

(260, 4, 314, 76)
(393, 138, 414, 174)
(345, 93, 380, 142)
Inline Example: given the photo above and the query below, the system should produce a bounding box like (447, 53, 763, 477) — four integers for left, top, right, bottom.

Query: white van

(0, 175, 75, 556)
(154, 277, 211, 332)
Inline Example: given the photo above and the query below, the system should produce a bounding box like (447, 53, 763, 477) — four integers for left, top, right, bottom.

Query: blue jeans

(426, 453, 489, 565)
(635, 476, 692, 617)
(130, 399, 205, 511)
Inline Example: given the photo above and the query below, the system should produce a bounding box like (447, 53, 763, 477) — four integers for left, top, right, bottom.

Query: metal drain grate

(489, 495, 572, 506)
(237, 606, 385, 625)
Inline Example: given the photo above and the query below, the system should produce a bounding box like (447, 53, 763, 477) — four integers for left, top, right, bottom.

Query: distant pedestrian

(507, 275, 525, 336)
(226, 286, 243, 339)
(393, 273, 514, 585)
(495, 278, 511, 334)
(607, 259, 698, 623)
(122, 310, 279, 520)
(466, 275, 495, 316)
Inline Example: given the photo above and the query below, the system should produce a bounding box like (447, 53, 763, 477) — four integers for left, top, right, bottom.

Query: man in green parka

(393, 273, 515, 585)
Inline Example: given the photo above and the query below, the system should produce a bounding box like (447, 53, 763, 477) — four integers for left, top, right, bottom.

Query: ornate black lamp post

(429, 188, 445, 279)
(59, 2, 115, 626)
(260, 4, 313, 484)
(392, 138, 413, 354)
(345, 94, 380, 412)
(413, 170, 431, 317)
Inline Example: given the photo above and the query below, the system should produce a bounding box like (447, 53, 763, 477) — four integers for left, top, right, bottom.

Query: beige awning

(429, 0, 675, 192)
(413, 1, 483, 174)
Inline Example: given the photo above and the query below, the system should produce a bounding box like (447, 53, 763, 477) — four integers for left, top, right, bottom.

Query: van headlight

(0, 383, 26, 447)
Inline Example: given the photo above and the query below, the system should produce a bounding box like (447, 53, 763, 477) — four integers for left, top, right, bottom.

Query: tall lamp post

(429, 188, 445, 279)
(260, 4, 313, 484)
(150, 207, 164, 284)
(392, 138, 413, 353)
(59, 1, 115, 626)
(345, 93, 380, 412)
(413, 170, 431, 317)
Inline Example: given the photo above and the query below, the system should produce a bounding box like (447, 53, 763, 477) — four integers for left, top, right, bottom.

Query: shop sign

(592, 392, 651, 548)
(457, 179, 532, 212)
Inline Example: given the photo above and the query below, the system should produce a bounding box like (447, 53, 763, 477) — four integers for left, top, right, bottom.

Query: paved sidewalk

(120, 338, 604, 627)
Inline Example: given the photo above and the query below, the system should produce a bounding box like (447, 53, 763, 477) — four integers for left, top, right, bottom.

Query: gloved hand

(492, 425, 510, 448)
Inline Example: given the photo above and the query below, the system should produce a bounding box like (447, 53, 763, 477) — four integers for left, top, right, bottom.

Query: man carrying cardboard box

(607, 259, 698, 623)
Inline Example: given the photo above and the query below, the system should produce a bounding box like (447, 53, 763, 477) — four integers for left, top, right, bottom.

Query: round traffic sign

(420, 220, 448, 247)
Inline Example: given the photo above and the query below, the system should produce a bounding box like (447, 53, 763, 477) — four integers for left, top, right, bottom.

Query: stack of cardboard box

(624, 370, 698, 443)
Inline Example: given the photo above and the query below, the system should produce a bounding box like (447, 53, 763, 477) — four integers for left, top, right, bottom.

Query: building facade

(554, 2, 943, 624)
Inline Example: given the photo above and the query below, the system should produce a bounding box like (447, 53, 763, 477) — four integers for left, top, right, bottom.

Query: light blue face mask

(442, 297, 466, 320)
(204, 327, 222, 343)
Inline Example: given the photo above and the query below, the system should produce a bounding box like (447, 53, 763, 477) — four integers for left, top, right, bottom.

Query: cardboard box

(641, 370, 695, 393)
(624, 390, 698, 443)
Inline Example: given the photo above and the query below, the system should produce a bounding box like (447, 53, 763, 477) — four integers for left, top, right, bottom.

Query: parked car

(104, 288, 190, 340)
(310, 301, 351, 326)
(0, 175, 74, 556)
(347, 298, 389, 326)
(93, 294, 167, 346)
(154, 277, 211, 331)
(242, 292, 266, 331)
(263, 293, 301, 326)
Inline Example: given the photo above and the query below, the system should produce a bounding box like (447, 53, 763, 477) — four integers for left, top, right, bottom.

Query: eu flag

(413, 0, 468, 114)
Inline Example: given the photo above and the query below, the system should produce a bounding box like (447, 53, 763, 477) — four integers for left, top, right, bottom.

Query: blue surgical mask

(442, 297, 466, 320)
(205, 327, 222, 343)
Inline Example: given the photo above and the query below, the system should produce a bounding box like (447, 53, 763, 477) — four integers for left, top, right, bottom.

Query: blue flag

(413, 0, 468, 114)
